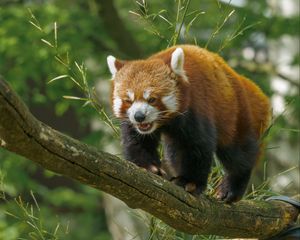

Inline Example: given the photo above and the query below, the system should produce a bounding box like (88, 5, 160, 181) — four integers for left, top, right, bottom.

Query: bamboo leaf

(47, 75, 69, 84)
(29, 21, 42, 31)
(62, 96, 89, 101)
(129, 10, 141, 17)
(185, 12, 205, 34)
(69, 77, 84, 90)
(41, 39, 54, 48)
(158, 15, 173, 26)
(82, 100, 91, 107)
(54, 22, 58, 48)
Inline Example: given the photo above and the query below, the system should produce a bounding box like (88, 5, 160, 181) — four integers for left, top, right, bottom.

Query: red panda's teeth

(137, 122, 153, 131)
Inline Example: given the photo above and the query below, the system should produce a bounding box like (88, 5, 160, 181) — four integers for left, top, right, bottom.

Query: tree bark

(0, 76, 298, 239)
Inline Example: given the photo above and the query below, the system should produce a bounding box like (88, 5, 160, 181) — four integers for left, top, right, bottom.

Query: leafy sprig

(28, 9, 119, 137)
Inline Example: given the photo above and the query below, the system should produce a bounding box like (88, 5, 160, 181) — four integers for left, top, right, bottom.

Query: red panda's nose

(134, 111, 146, 122)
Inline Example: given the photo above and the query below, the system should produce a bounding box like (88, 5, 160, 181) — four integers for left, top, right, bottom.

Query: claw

(148, 165, 159, 174)
(147, 164, 167, 178)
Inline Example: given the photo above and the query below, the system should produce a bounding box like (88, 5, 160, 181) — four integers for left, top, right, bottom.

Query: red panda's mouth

(136, 122, 153, 132)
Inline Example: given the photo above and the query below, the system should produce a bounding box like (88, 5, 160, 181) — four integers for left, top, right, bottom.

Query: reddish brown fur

(110, 45, 271, 202)
(111, 45, 270, 145)
(149, 45, 270, 146)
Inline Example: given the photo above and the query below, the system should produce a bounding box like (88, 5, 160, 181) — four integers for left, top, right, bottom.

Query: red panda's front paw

(147, 165, 167, 177)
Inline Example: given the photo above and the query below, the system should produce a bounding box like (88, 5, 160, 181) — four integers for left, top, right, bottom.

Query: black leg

(216, 136, 259, 203)
(121, 121, 163, 175)
(162, 110, 217, 195)
(166, 140, 214, 195)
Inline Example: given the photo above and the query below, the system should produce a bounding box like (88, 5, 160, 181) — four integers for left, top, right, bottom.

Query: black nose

(134, 111, 146, 122)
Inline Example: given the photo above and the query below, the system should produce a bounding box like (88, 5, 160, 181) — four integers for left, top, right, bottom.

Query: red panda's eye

(148, 97, 156, 104)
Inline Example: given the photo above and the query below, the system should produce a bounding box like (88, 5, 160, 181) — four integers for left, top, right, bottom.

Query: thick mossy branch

(0, 77, 298, 239)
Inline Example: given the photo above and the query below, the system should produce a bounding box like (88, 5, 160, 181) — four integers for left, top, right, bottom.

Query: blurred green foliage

(0, 0, 299, 239)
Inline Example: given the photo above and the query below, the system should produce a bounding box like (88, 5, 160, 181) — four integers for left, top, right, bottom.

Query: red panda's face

(112, 61, 179, 134)
(107, 48, 187, 134)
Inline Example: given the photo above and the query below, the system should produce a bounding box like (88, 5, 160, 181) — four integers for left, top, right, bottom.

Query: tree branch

(0, 76, 298, 239)
(95, 0, 142, 58)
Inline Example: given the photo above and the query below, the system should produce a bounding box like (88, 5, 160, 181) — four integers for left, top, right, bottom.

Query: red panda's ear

(171, 48, 184, 74)
(107, 55, 125, 78)
(170, 48, 188, 82)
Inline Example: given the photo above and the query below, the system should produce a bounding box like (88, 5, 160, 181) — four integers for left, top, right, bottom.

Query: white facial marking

(127, 90, 135, 101)
(162, 94, 178, 112)
(127, 101, 159, 124)
(107, 55, 117, 78)
(171, 48, 188, 82)
(143, 89, 151, 100)
(113, 97, 122, 117)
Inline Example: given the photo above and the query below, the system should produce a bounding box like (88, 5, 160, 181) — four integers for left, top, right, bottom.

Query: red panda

(107, 45, 270, 203)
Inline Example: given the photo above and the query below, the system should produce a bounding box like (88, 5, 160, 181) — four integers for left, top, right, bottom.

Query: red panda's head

(107, 48, 188, 134)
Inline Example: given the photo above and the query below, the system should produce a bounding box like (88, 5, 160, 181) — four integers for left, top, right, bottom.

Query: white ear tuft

(171, 48, 184, 74)
(170, 48, 188, 82)
(107, 55, 117, 77)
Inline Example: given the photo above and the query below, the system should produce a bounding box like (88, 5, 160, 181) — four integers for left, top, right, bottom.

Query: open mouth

(136, 122, 153, 132)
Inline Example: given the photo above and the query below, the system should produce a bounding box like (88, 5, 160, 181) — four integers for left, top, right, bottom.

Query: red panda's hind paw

(185, 183, 206, 197)
(170, 176, 187, 187)
(186, 184, 206, 196)
(185, 182, 197, 192)
(215, 178, 243, 203)
(170, 177, 205, 196)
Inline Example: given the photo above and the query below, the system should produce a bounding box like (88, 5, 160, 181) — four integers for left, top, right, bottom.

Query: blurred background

(0, 0, 299, 239)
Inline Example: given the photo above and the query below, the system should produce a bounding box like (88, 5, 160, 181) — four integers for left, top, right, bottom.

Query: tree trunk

(0, 76, 298, 239)
(95, 0, 142, 58)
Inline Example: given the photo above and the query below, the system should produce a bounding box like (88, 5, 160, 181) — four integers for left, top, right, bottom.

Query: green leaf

(62, 95, 88, 101)
(41, 38, 54, 48)
(47, 75, 69, 84)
